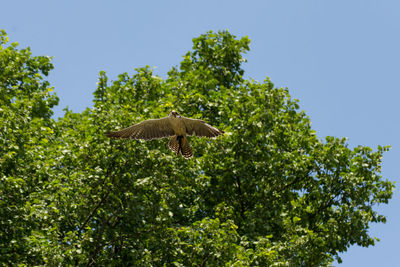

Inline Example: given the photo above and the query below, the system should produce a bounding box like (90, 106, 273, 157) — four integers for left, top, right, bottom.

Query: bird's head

(169, 110, 181, 118)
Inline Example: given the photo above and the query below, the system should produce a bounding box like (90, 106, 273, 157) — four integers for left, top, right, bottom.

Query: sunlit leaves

(0, 29, 394, 266)
(0, 29, 59, 264)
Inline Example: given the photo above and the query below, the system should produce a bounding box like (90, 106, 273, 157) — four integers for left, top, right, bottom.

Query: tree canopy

(0, 29, 394, 266)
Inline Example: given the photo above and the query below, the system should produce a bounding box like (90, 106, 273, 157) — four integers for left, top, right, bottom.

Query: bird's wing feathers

(107, 117, 175, 140)
(181, 117, 224, 138)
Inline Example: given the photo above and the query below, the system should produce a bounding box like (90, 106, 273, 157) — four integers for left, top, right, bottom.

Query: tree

(0, 29, 59, 264)
(0, 29, 394, 266)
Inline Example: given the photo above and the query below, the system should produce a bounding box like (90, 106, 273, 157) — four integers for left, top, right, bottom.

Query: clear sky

(3, 0, 399, 265)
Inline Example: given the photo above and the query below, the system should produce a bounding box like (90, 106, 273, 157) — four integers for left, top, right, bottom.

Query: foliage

(0, 29, 394, 266)
(0, 29, 58, 264)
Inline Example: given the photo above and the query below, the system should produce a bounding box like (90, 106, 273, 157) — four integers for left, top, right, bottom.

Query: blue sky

(3, 0, 399, 265)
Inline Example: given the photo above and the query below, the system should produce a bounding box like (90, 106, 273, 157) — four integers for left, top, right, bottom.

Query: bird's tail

(168, 135, 192, 159)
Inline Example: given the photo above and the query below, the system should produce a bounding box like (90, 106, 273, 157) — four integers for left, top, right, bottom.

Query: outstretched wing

(181, 117, 224, 138)
(107, 117, 175, 140)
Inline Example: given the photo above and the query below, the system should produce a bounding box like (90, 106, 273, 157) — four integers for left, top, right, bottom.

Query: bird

(106, 110, 224, 158)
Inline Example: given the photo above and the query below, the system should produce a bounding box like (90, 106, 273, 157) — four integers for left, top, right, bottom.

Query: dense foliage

(0, 29, 394, 266)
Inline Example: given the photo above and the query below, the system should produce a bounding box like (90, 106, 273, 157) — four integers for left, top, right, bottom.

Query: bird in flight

(106, 110, 224, 158)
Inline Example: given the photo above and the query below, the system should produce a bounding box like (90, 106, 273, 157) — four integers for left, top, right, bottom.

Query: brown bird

(106, 110, 224, 158)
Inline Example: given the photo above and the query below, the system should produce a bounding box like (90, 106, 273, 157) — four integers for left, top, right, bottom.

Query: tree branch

(200, 252, 212, 267)
(78, 189, 110, 234)
(87, 215, 108, 266)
